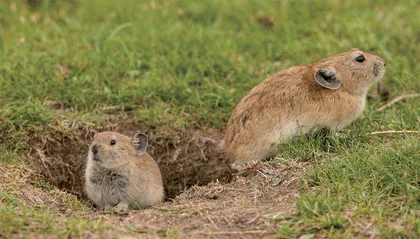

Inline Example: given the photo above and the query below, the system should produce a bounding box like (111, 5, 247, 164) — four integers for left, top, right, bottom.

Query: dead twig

(369, 130, 420, 135)
(247, 214, 260, 224)
(194, 230, 270, 235)
(376, 93, 420, 112)
(205, 215, 215, 225)
(170, 148, 182, 163)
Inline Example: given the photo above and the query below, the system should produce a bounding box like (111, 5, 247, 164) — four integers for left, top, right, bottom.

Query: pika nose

(92, 144, 98, 154)
(384, 61, 386, 67)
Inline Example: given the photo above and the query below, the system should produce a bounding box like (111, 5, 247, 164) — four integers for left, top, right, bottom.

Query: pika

(85, 131, 164, 212)
(224, 48, 386, 169)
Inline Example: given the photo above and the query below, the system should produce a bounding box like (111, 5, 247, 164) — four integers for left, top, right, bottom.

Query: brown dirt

(99, 161, 305, 238)
(27, 121, 94, 198)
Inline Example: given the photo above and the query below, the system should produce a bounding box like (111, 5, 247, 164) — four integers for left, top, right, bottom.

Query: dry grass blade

(376, 93, 420, 112)
(369, 130, 420, 135)
(194, 230, 270, 235)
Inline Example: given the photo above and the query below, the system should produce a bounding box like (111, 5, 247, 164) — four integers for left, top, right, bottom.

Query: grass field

(0, 0, 419, 238)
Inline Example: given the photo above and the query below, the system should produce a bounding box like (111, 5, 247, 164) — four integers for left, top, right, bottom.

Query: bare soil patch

(100, 161, 305, 238)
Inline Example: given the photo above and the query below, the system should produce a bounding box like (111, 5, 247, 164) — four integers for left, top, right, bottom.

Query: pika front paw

(113, 201, 129, 213)
(104, 204, 113, 211)
(230, 160, 259, 171)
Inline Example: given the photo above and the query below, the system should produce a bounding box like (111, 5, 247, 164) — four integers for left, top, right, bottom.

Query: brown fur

(85, 131, 164, 212)
(224, 48, 386, 169)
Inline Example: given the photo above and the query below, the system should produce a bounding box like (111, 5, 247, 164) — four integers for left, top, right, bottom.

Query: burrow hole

(28, 121, 234, 200)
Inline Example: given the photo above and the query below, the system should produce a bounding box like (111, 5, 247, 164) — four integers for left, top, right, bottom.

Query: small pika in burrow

(85, 131, 164, 213)
(224, 48, 386, 170)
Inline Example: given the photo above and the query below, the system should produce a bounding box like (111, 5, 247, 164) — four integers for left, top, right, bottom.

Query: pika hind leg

(230, 135, 278, 170)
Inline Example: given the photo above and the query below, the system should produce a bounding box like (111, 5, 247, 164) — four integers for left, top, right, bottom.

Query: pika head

(89, 131, 148, 168)
(313, 48, 386, 96)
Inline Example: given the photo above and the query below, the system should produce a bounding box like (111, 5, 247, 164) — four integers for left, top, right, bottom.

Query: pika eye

(355, 55, 365, 63)
(110, 139, 116, 145)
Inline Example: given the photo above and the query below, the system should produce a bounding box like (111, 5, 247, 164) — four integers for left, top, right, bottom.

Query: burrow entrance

(27, 116, 234, 200)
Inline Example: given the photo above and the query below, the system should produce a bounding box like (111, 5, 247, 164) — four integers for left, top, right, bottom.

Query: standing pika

(85, 131, 164, 212)
(224, 48, 386, 169)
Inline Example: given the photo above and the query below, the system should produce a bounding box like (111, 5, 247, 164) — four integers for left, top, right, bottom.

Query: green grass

(0, 200, 107, 238)
(0, 164, 110, 238)
(0, 0, 419, 237)
(275, 134, 420, 238)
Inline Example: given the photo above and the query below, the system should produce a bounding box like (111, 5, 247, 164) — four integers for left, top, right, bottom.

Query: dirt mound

(27, 115, 233, 199)
(100, 161, 305, 238)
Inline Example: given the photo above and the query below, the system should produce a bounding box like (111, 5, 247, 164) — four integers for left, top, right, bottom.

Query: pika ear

(315, 68, 341, 90)
(132, 133, 148, 155)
